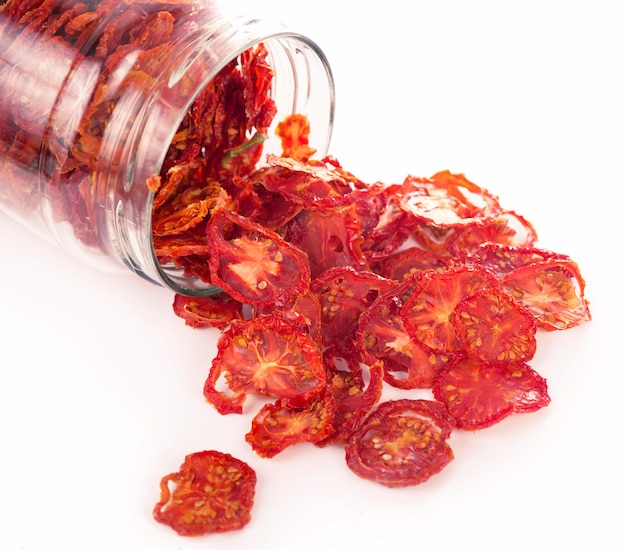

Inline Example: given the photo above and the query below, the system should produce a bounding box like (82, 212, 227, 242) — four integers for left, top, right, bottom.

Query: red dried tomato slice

(356, 284, 451, 389)
(316, 346, 384, 445)
(462, 242, 569, 278)
(311, 266, 397, 350)
(172, 292, 243, 330)
(401, 265, 498, 356)
(203, 314, 325, 414)
(207, 208, 311, 307)
(245, 391, 336, 458)
(432, 357, 550, 430)
(453, 287, 537, 365)
(153, 450, 256, 537)
(375, 245, 455, 282)
(501, 258, 591, 331)
(345, 399, 455, 487)
(399, 170, 502, 226)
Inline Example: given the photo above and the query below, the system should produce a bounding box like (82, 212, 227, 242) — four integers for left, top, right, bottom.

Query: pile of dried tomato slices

(152, 44, 591, 537)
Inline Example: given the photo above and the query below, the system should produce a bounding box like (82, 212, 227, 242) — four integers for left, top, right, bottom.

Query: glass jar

(0, 0, 334, 294)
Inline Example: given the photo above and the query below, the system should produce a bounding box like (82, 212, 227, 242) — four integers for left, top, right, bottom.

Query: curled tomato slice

(501, 258, 591, 331)
(432, 357, 551, 430)
(312, 266, 397, 350)
(345, 399, 455, 488)
(153, 450, 256, 536)
(207, 208, 311, 307)
(401, 265, 498, 356)
(203, 314, 325, 414)
(356, 286, 451, 389)
(453, 287, 537, 365)
(245, 392, 336, 458)
(172, 292, 243, 330)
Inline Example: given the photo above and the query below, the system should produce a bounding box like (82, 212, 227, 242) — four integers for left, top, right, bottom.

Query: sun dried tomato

(172, 292, 243, 330)
(357, 282, 451, 389)
(153, 450, 256, 537)
(316, 346, 384, 445)
(311, 266, 397, 350)
(246, 391, 337, 458)
(374, 245, 456, 282)
(453, 287, 537, 365)
(207, 208, 311, 307)
(203, 314, 326, 415)
(432, 357, 551, 430)
(275, 113, 317, 162)
(345, 399, 455, 488)
(401, 264, 498, 356)
(399, 170, 502, 227)
(501, 258, 592, 331)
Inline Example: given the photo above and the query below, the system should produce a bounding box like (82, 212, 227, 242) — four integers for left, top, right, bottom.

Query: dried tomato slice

(203, 314, 325, 414)
(207, 208, 311, 307)
(401, 265, 498, 356)
(432, 357, 550, 430)
(356, 285, 451, 389)
(316, 346, 384, 445)
(275, 113, 317, 162)
(245, 392, 336, 458)
(172, 292, 243, 330)
(311, 266, 397, 350)
(453, 287, 537, 365)
(153, 450, 256, 537)
(399, 170, 502, 227)
(345, 399, 455, 487)
(375, 245, 455, 282)
(501, 258, 591, 331)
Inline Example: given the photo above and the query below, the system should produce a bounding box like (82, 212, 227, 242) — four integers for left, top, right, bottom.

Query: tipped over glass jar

(0, 0, 334, 294)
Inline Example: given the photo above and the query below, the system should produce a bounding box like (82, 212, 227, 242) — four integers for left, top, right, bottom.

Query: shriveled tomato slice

(401, 265, 498, 356)
(399, 170, 502, 227)
(207, 208, 311, 307)
(153, 450, 256, 536)
(275, 113, 317, 162)
(345, 399, 455, 487)
(203, 314, 325, 414)
(501, 258, 591, 331)
(245, 392, 336, 458)
(356, 286, 451, 389)
(316, 346, 384, 445)
(375, 245, 455, 282)
(432, 357, 550, 430)
(172, 292, 243, 329)
(311, 266, 397, 350)
(453, 287, 537, 365)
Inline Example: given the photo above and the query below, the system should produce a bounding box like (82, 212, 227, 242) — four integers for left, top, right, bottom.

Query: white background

(1, 1, 624, 549)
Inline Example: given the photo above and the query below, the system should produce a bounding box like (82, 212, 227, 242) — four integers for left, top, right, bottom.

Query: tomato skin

(345, 399, 455, 488)
(153, 451, 256, 536)
(203, 314, 326, 414)
(432, 357, 551, 430)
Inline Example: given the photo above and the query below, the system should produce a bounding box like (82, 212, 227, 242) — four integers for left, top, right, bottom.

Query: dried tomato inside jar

(0, 0, 334, 294)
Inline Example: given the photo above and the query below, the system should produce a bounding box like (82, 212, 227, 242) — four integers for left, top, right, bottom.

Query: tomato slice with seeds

(345, 399, 455, 488)
(153, 450, 256, 537)
(501, 258, 591, 331)
(245, 392, 336, 458)
(432, 357, 550, 430)
(453, 287, 537, 365)
(311, 266, 397, 350)
(316, 346, 384, 445)
(172, 292, 243, 330)
(399, 170, 502, 226)
(203, 314, 326, 414)
(375, 245, 455, 282)
(401, 265, 498, 356)
(356, 287, 451, 389)
(207, 208, 311, 307)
